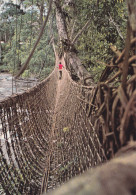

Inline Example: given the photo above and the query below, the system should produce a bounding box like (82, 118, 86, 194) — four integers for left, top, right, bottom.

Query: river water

(0, 73, 39, 165)
(0, 73, 39, 101)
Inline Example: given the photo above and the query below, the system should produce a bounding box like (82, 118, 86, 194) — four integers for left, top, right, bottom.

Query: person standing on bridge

(58, 62, 64, 80)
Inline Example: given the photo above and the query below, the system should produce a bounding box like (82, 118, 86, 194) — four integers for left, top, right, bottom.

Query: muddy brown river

(0, 73, 39, 101)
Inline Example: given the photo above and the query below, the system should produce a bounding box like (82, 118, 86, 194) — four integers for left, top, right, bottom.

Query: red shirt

(59, 64, 63, 70)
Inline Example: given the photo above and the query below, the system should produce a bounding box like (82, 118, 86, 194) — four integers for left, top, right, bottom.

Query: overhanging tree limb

(15, 0, 53, 78)
(72, 19, 91, 45)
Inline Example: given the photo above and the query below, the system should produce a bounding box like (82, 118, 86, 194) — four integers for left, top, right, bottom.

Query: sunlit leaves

(1, 0, 55, 78)
(1, 0, 128, 81)
(72, 0, 127, 82)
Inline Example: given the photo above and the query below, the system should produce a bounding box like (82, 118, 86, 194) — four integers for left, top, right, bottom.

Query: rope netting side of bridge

(0, 62, 107, 194)
(0, 69, 58, 194)
(0, 39, 136, 195)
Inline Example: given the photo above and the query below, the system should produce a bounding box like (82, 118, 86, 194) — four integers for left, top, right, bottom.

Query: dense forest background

(0, 0, 127, 82)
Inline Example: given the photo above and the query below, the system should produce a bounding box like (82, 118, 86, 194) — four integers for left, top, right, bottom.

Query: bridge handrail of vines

(0, 1, 136, 195)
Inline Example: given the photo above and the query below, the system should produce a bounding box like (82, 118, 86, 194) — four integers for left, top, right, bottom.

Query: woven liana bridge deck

(0, 47, 136, 194)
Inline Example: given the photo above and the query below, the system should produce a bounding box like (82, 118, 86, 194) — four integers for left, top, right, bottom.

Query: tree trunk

(127, 0, 136, 32)
(121, 0, 136, 89)
(54, 0, 93, 85)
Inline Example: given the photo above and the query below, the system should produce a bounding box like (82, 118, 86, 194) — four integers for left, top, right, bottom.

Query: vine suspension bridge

(0, 1, 136, 195)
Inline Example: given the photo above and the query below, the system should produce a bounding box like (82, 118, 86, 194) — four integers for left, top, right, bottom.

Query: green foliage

(0, 64, 9, 72)
(39, 66, 54, 80)
(22, 69, 30, 78)
(0, 0, 55, 79)
(0, 0, 128, 82)
(1, 2, 25, 18)
(66, 0, 128, 82)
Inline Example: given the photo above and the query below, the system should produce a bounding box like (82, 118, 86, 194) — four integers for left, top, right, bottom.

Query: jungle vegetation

(0, 0, 127, 82)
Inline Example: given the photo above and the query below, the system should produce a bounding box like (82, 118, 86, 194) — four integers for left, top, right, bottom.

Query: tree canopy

(0, 0, 128, 81)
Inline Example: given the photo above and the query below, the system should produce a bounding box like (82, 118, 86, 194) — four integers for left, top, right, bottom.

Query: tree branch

(15, 0, 53, 78)
(70, 19, 76, 40)
(72, 19, 91, 45)
(108, 13, 124, 41)
(110, 44, 121, 57)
